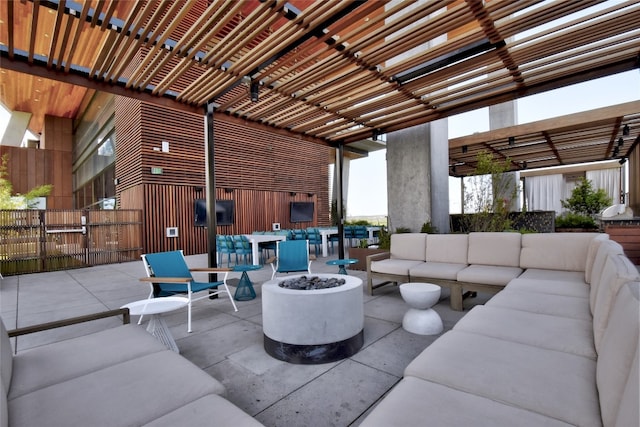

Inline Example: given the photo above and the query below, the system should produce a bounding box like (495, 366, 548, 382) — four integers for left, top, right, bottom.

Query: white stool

(399, 283, 443, 335)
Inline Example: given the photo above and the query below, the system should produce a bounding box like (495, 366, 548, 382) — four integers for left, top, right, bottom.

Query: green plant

(420, 222, 438, 233)
(461, 151, 520, 232)
(377, 227, 390, 250)
(561, 177, 611, 218)
(555, 212, 598, 229)
(357, 238, 369, 248)
(394, 227, 411, 233)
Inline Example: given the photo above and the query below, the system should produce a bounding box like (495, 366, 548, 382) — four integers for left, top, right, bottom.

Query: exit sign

(151, 167, 163, 175)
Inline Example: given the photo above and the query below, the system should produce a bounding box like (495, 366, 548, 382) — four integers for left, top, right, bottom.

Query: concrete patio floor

(0, 250, 491, 427)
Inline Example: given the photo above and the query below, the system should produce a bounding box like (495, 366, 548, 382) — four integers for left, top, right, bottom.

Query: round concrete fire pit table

(262, 274, 364, 364)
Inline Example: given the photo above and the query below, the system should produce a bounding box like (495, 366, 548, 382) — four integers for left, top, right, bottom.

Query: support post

(337, 143, 345, 259)
(205, 103, 218, 282)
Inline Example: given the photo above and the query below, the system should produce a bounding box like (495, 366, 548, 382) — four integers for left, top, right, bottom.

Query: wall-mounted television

(194, 199, 235, 226)
(290, 201, 314, 223)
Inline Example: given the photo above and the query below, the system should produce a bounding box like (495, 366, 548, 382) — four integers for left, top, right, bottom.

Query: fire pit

(262, 274, 364, 364)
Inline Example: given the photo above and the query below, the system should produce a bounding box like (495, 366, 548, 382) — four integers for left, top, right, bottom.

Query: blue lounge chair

(141, 250, 237, 333)
(268, 240, 313, 280)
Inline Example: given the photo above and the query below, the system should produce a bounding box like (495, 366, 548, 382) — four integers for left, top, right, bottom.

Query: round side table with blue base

(326, 258, 358, 275)
(233, 264, 262, 301)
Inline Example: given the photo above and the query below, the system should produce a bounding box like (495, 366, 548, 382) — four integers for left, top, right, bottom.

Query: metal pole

(204, 103, 218, 283)
(337, 143, 345, 259)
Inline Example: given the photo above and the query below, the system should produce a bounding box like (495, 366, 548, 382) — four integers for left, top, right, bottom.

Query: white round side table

(122, 297, 188, 353)
(399, 283, 443, 335)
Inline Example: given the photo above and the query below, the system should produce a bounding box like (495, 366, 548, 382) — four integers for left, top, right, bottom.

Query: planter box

(348, 247, 388, 271)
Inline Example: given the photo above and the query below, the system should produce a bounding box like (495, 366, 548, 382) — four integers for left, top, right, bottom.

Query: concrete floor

(0, 249, 491, 427)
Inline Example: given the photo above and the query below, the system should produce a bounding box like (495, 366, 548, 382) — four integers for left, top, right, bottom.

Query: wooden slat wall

(606, 225, 640, 265)
(115, 99, 332, 255)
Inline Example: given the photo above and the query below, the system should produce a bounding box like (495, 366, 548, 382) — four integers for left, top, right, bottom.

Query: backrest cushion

(590, 240, 625, 313)
(390, 233, 427, 261)
(596, 281, 639, 427)
(467, 232, 521, 267)
(520, 232, 600, 272)
(425, 234, 468, 264)
(614, 346, 639, 427)
(584, 233, 609, 283)
(592, 255, 640, 351)
(0, 320, 12, 393)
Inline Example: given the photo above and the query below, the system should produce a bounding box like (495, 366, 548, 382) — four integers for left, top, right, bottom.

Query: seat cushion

(9, 324, 167, 400)
(404, 330, 601, 427)
(486, 289, 591, 321)
(409, 262, 467, 280)
(456, 264, 523, 286)
(518, 269, 586, 284)
(370, 259, 423, 276)
(453, 306, 596, 358)
(505, 277, 590, 298)
(359, 377, 572, 427)
(8, 351, 226, 427)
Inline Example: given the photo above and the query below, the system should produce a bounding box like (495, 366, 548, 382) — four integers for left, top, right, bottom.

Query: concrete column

(490, 100, 520, 211)
(387, 118, 449, 233)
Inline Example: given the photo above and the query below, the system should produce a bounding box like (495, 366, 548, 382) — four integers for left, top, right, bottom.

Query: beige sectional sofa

(367, 231, 603, 310)
(361, 234, 640, 427)
(1, 310, 263, 427)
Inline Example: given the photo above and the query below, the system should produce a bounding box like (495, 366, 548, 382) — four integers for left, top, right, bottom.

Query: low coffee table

(122, 297, 188, 353)
(399, 282, 443, 335)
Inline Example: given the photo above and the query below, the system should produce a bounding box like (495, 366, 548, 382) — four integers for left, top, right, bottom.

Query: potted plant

(348, 226, 388, 271)
(556, 177, 611, 232)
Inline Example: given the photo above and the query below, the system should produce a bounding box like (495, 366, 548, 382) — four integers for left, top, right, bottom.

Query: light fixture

(521, 161, 527, 169)
(224, 188, 233, 193)
(289, 192, 297, 197)
(462, 145, 468, 153)
(307, 192, 314, 197)
(194, 186, 203, 193)
(617, 137, 624, 147)
(250, 81, 259, 102)
(619, 157, 627, 165)
(508, 136, 515, 146)
(622, 124, 630, 136)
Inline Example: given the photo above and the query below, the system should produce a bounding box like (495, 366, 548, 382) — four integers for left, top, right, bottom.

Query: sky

(346, 70, 640, 217)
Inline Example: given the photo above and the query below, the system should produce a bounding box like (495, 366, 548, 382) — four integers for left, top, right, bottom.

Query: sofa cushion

(589, 240, 625, 313)
(596, 281, 639, 427)
(425, 234, 468, 264)
(505, 277, 590, 298)
(592, 254, 640, 351)
(359, 377, 572, 427)
(613, 347, 639, 427)
(404, 330, 601, 427)
(520, 232, 599, 272)
(9, 324, 167, 399)
(517, 269, 586, 284)
(0, 320, 12, 393)
(467, 232, 521, 267)
(456, 264, 523, 286)
(390, 233, 426, 261)
(453, 306, 596, 358)
(585, 233, 609, 283)
(1, 380, 7, 427)
(8, 350, 227, 427)
(143, 394, 263, 427)
(486, 289, 592, 321)
(370, 259, 423, 276)
(409, 262, 467, 280)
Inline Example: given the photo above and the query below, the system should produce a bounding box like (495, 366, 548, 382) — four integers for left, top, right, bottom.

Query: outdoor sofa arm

(7, 308, 130, 338)
(366, 251, 390, 269)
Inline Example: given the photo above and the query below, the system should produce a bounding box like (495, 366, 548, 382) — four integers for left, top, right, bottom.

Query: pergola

(1, 0, 638, 168)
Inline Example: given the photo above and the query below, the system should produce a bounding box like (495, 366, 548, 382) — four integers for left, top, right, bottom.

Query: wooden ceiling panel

(0, 0, 638, 172)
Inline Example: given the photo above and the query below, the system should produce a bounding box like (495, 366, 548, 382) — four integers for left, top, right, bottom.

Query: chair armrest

(7, 308, 130, 338)
(189, 267, 233, 272)
(139, 277, 193, 283)
(366, 251, 390, 272)
(266, 256, 276, 264)
(309, 254, 317, 261)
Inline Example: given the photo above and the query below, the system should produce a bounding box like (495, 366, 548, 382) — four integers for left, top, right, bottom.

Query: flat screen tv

(194, 199, 235, 226)
(290, 201, 314, 223)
